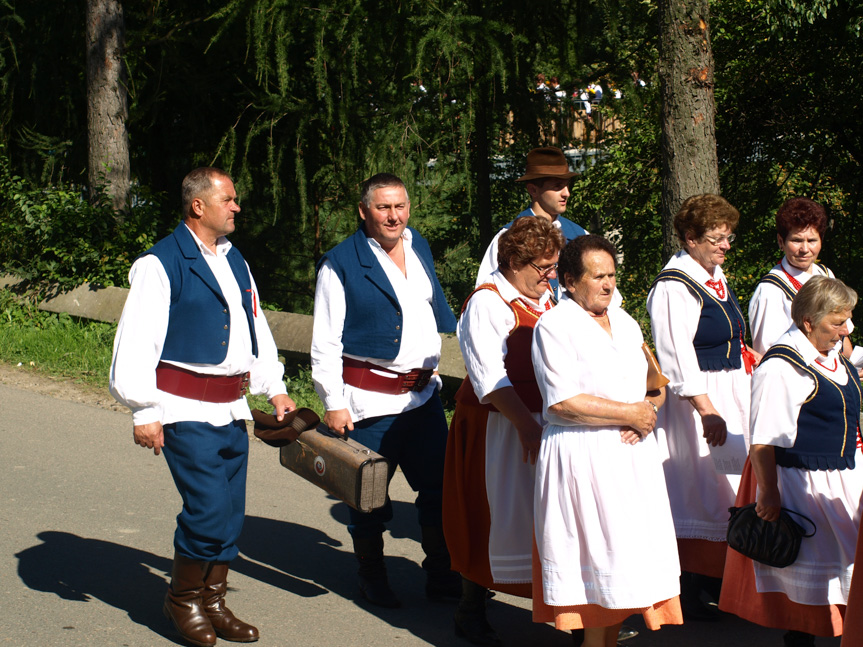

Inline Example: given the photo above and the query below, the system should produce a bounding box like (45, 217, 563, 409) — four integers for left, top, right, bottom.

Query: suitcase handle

(316, 422, 350, 442)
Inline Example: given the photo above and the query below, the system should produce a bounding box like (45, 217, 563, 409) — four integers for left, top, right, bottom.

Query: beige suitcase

(279, 423, 390, 513)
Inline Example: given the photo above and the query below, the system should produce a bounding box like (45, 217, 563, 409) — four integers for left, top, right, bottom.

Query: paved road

(0, 384, 842, 646)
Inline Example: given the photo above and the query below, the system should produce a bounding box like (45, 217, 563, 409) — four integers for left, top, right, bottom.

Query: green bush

(0, 146, 160, 292)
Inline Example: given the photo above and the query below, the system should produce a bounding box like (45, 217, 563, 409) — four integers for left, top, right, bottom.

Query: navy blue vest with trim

(143, 223, 258, 364)
(504, 208, 587, 295)
(761, 344, 860, 471)
(757, 273, 796, 301)
(318, 225, 457, 360)
(757, 264, 832, 303)
(652, 268, 745, 371)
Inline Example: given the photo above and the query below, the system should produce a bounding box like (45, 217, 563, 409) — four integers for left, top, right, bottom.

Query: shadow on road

(14, 530, 183, 644)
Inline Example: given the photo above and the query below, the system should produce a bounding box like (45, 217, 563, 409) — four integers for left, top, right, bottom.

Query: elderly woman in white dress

(532, 234, 682, 647)
(720, 276, 863, 646)
(443, 216, 565, 646)
(646, 194, 760, 618)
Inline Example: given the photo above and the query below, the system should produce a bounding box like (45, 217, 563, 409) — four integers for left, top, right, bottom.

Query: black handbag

(726, 503, 816, 568)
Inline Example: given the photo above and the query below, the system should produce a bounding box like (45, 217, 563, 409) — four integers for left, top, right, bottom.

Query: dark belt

(342, 357, 433, 395)
(156, 361, 250, 403)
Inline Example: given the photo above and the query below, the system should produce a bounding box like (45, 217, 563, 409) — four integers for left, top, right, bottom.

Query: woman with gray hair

(720, 275, 863, 645)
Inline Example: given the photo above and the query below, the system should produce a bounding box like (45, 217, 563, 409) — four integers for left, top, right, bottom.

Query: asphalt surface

(0, 384, 843, 646)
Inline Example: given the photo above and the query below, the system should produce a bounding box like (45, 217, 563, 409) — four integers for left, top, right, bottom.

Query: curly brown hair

(498, 216, 566, 271)
(673, 194, 740, 245)
(776, 197, 828, 240)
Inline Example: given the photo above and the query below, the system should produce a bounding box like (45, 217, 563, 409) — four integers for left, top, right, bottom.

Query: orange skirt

(442, 402, 531, 598)
(678, 537, 727, 578)
(718, 459, 845, 636)
(841, 517, 863, 646)
(531, 540, 682, 630)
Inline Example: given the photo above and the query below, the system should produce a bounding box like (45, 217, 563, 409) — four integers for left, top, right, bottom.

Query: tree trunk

(658, 0, 720, 261)
(468, 0, 493, 249)
(86, 0, 130, 214)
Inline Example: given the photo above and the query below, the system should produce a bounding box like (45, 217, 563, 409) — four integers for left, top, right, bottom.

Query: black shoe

(454, 578, 501, 646)
(454, 609, 502, 646)
(358, 574, 401, 609)
(680, 596, 721, 621)
(421, 525, 461, 602)
(783, 630, 815, 647)
(680, 572, 721, 622)
(618, 624, 639, 641)
(426, 569, 463, 602)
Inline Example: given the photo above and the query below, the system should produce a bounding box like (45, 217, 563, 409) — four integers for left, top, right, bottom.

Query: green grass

(0, 291, 115, 386)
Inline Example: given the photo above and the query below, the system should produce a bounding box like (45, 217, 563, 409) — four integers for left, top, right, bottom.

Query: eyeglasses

(528, 261, 558, 278)
(702, 233, 736, 246)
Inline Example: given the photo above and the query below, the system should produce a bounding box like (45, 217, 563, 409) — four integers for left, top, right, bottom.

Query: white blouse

(458, 270, 550, 403)
(532, 295, 646, 428)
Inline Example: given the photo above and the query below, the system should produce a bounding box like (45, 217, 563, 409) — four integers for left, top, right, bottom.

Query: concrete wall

(1, 276, 467, 381)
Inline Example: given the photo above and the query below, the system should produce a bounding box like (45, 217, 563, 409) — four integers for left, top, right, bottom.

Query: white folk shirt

(311, 229, 442, 422)
(109, 225, 287, 427)
(748, 261, 862, 366)
(458, 270, 551, 402)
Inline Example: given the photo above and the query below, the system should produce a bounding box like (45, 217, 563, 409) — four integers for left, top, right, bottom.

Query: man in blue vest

(475, 147, 583, 296)
(110, 167, 296, 646)
(311, 173, 460, 609)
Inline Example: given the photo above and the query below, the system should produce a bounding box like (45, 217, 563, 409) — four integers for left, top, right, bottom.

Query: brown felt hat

(251, 407, 321, 447)
(516, 147, 578, 182)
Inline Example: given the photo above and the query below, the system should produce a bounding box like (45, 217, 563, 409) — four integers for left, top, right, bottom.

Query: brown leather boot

(163, 552, 217, 647)
(202, 562, 259, 642)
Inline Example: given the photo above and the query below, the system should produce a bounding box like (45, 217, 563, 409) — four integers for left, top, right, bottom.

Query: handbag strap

(781, 507, 817, 538)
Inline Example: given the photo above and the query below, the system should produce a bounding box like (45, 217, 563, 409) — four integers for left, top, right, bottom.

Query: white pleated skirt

(754, 456, 863, 606)
(534, 424, 681, 608)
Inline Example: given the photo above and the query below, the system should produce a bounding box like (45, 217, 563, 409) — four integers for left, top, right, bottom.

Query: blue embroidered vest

(143, 223, 258, 364)
(757, 273, 796, 301)
(652, 268, 745, 371)
(757, 263, 832, 302)
(762, 344, 860, 470)
(318, 225, 457, 360)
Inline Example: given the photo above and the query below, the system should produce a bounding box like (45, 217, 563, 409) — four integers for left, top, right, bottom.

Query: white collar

(184, 223, 231, 257)
(669, 249, 724, 282)
(366, 227, 412, 252)
(491, 269, 553, 308)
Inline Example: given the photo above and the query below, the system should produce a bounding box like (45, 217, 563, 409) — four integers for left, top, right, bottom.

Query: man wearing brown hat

(475, 147, 585, 295)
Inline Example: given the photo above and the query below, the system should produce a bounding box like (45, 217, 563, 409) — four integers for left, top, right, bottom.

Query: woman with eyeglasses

(749, 197, 863, 368)
(646, 194, 761, 620)
(443, 216, 565, 646)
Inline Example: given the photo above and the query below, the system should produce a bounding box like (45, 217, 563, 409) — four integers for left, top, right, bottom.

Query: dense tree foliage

(0, 0, 860, 336)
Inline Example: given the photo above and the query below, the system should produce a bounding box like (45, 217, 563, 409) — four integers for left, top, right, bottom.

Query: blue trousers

(162, 419, 248, 561)
(347, 394, 448, 539)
